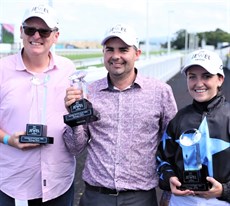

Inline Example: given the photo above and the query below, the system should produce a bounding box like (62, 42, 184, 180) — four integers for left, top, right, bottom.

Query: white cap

(101, 23, 139, 48)
(22, 4, 59, 29)
(181, 49, 224, 77)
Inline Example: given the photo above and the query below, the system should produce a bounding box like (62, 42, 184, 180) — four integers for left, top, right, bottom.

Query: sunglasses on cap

(22, 25, 58, 38)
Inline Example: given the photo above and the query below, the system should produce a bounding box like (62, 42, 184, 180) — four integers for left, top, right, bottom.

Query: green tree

(197, 29, 230, 48)
(170, 28, 230, 49)
(171, 29, 186, 50)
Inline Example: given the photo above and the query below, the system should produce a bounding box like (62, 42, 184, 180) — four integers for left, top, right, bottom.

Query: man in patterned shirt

(64, 23, 177, 206)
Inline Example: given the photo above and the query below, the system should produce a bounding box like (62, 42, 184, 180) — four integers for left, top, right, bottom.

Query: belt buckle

(109, 190, 119, 196)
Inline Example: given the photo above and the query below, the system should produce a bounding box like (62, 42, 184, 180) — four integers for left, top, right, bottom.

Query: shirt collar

(97, 68, 144, 92)
(16, 49, 58, 72)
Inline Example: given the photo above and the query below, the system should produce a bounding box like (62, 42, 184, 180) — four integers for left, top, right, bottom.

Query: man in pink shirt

(64, 23, 177, 206)
(0, 3, 76, 206)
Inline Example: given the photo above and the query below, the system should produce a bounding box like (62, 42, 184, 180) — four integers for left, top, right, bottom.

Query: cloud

(0, 0, 229, 43)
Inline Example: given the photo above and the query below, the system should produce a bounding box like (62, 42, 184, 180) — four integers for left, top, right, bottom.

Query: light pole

(167, 10, 174, 55)
(185, 29, 188, 54)
(47, 0, 55, 53)
(145, 0, 150, 59)
(184, 22, 191, 54)
(48, 0, 53, 6)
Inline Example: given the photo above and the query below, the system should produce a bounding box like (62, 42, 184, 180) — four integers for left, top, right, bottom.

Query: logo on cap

(31, 5, 49, 14)
(109, 25, 127, 34)
(101, 23, 139, 48)
(22, 4, 59, 29)
(191, 51, 211, 61)
(181, 49, 225, 77)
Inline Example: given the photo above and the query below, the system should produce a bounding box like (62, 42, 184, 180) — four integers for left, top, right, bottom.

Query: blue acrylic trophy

(178, 129, 210, 191)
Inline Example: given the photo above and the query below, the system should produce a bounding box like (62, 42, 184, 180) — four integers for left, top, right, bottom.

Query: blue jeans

(0, 182, 74, 206)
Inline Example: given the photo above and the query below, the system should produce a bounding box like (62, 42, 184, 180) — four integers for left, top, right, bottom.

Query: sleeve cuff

(218, 183, 230, 203)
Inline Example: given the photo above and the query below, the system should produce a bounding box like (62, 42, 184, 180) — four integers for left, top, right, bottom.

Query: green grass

(61, 53, 103, 60)
(61, 50, 167, 70)
(61, 50, 167, 61)
(77, 64, 104, 70)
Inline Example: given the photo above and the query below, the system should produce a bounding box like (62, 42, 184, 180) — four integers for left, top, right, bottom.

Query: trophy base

(178, 168, 211, 191)
(179, 182, 211, 191)
(19, 135, 54, 144)
(64, 108, 100, 127)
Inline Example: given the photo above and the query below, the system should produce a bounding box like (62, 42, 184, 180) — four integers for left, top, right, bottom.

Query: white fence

(84, 47, 229, 83)
(136, 53, 183, 82)
(84, 53, 183, 83)
(1, 48, 228, 83)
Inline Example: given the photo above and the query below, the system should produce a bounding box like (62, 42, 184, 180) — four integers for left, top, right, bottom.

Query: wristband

(3, 134, 10, 145)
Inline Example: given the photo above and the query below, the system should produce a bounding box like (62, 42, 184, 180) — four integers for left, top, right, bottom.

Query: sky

(0, 0, 230, 44)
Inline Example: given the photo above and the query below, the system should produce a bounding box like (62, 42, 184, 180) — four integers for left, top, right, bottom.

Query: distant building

(57, 41, 102, 49)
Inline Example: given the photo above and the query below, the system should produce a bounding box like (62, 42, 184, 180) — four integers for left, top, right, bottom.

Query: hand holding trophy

(64, 71, 100, 127)
(19, 124, 54, 144)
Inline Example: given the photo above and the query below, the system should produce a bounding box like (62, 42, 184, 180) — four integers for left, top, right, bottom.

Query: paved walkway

(73, 67, 230, 205)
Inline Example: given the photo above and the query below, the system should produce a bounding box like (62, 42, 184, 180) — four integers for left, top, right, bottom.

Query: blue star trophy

(19, 74, 54, 144)
(178, 129, 210, 191)
(64, 71, 100, 127)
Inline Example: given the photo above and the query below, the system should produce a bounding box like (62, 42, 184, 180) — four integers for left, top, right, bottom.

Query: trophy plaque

(178, 129, 210, 191)
(19, 74, 54, 144)
(19, 124, 54, 144)
(63, 71, 100, 127)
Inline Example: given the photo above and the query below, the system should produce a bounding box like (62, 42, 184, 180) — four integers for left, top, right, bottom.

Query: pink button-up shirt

(0, 50, 76, 201)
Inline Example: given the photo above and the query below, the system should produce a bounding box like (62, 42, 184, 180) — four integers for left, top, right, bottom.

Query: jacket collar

(193, 93, 225, 113)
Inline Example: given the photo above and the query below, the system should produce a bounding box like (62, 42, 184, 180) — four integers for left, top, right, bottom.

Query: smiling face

(20, 17, 59, 57)
(103, 37, 141, 82)
(186, 66, 224, 102)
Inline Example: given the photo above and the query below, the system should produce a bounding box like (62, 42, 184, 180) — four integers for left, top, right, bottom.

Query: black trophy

(19, 124, 54, 144)
(19, 75, 54, 144)
(178, 129, 210, 191)
(63, 71, 100, 127)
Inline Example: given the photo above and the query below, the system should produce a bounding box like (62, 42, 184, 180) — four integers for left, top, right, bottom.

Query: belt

(85, 182, 135, 196)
